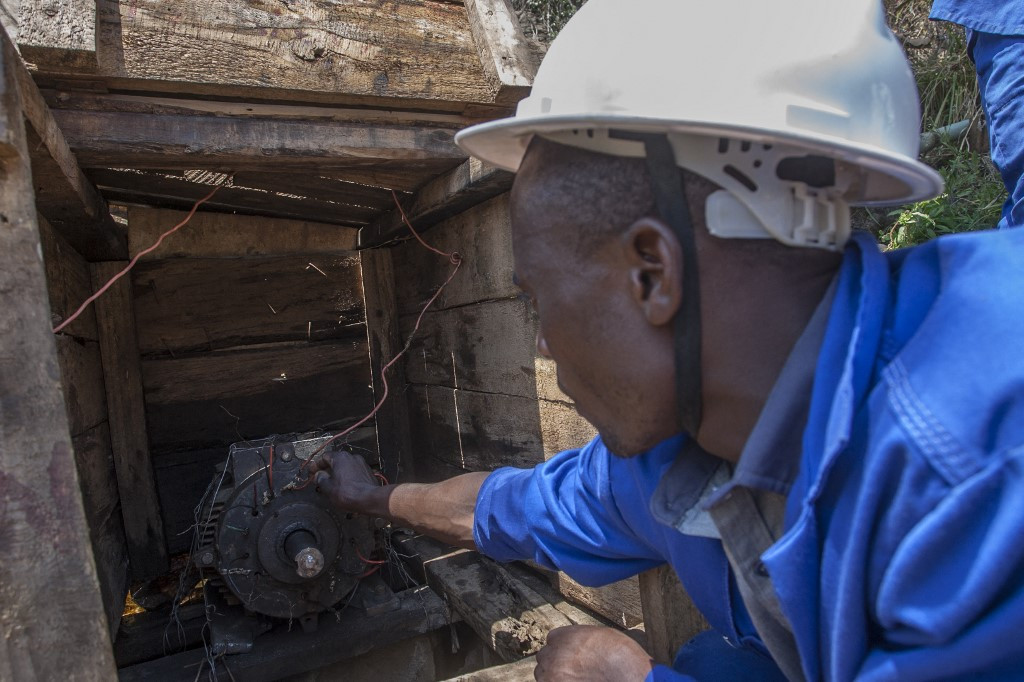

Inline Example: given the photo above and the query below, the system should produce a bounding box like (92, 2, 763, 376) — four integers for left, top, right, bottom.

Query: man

(315, 0, 1024, 679)
(931, 1, 1024, 229)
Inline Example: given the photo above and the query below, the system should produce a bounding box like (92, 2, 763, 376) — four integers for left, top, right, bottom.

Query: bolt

(294, 547, 325, 579)
(200, 551, 214, 565)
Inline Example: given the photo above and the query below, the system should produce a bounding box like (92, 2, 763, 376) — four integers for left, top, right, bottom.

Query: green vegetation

(879, 0, 1007, 248)
(878, 141, 1006, 248)
(511, 0, 587, 41)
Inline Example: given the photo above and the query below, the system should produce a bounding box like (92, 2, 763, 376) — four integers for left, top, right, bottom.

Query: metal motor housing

(195, 433, 375, 625)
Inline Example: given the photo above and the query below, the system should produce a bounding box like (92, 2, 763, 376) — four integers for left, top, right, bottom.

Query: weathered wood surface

(91, 168, 379, 228)
(55, 333, 108, 433)
(128, 206, 361, 260)
(118, 586, 450, 682)
(57, 109, 465, 171)
(40, 214, 130, 637)
(0, 28, 116, 677)
(72, 421, 130, 638)
(15, 0, 97, 71)
(142, 340, 374, 455)
(534, 569, 643, 630)
(92, 260, 170, 580)
(464, 0, 537, 106)
(639, 565, 710, 665)
(402, 297, 536, 398)
(75, 0, 496, 107)
(91, 164, 455, 213)
(441, 657, 537, 682)
(38, 213, 99, 338)
(395, 534, 580, 662)
(360, 158, 512, 248)
(393, 193, 516, 314)
(3, 23, 124, 260)
(41, 90, 493, 128)
(131, 253, 365, 356)
(361, 247, 416, 483)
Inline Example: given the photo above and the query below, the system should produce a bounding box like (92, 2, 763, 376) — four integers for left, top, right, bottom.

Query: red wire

(52, 180, 229, 334)
(373, 472, 389, 486)
(301, 195, 463, 467)
(359, 565, 381, 578)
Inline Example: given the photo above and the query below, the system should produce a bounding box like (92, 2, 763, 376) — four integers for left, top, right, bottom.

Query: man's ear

(621, 217, 683, 326)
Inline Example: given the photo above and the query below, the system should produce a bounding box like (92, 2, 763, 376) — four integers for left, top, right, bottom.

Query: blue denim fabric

(474, 228, 1024, 680)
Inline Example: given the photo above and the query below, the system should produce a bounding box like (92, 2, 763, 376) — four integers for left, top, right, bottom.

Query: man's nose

(536, 330, 552, 359)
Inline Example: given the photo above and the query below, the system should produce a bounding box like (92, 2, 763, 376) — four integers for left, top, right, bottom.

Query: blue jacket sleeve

(473, 437, 666, 586)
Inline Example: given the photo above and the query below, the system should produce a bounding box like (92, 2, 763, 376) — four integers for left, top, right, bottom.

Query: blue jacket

(473, 229, 1024, 680)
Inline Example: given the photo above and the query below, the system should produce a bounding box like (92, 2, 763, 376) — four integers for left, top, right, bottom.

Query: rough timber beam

(15, 0, 98, 72)
(28, 0, 498, 110)
(358, 157, 513, 248)
(0, 25, 116, 681)
(2, 24, 124, 260)
(53, 109, 467, 172)
(465, 0, 538, 106)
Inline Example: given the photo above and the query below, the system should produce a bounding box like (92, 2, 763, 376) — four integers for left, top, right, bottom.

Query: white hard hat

(456, 0, 944, 250)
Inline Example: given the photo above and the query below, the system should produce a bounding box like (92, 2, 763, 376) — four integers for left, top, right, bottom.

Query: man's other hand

(311, 450, 379, 514)
(535, 625, 654, 681)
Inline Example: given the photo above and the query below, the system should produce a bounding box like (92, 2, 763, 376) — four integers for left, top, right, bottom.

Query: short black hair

(519, 136, 719, 255)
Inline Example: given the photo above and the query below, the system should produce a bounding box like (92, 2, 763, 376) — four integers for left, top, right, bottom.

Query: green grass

(879, 142, 1006, 249)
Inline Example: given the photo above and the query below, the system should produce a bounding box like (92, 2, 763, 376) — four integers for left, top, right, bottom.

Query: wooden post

(360, 246, 416, 483)
(0, 25, 115, 680)
(464, 0, 537, 106)
(91, 261, 169, 579)
(639, 565, 710, 665)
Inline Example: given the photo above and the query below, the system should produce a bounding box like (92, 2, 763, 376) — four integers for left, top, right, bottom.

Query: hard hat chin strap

(614, 132, 703, 438)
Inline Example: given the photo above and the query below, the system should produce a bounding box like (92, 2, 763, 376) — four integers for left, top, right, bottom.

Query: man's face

(509, 145, 680, 455)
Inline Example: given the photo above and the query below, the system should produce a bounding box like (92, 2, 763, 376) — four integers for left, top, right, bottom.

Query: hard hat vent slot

(717, 138, 729, 154)
(776, 155, 836, 188)
(723, 165, 757, 192)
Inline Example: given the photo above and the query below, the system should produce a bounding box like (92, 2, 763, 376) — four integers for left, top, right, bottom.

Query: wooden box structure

(0, 2, 703, 679)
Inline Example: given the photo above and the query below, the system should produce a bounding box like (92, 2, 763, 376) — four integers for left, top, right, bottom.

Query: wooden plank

(142, 341, 375, 455)
(535, 569, 644, 630)
(90, 168, 380, 228)
(360, 158, 512, 248)
(55, 109, 466, 170)
(464, 0, 537, 106)
(92, 163, 456, 207)
(395, 534, 575, 662)
(79, 0, 495, 106)
(442, 657, 537, 682)
(40, 90, 494, 128)
(4, 22, 124, 260)
(38, 213, 100, 339)
(16, 0, 97, 72)
(393, 193, 516, 314)
(0, 27, 116, 678)
(92, 260, 170, 580)
(131, 253, 365, 356)
(402, 297, 537, 399)
(361, 247, 416, 483)
(408, 384, 593, 473)
(55, 334, 108, 435)
(639, 565, 710, 665)
(127, 207, 362, 260)
(118, 586, 449, 682)
(114, 603, 208, 668)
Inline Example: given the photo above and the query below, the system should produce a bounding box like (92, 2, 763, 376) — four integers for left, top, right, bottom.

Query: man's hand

(534, 625, 654, 681)
(310, 451, 381, 515)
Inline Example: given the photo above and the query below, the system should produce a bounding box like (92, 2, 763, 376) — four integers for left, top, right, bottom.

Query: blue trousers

(968, 30, 1024, 229)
